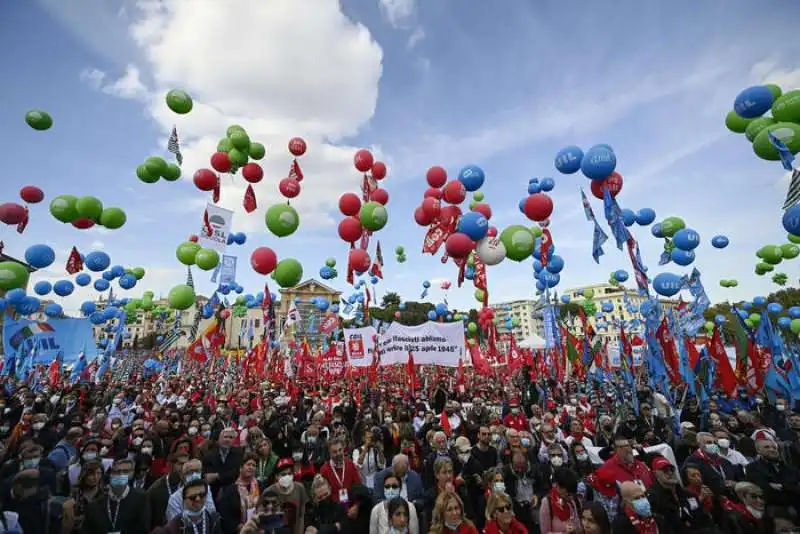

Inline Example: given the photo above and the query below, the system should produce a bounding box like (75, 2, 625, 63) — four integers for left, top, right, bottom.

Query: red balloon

(0, 203, 26, 225)
(414, 206, 432, 226)
(424, 187, 442, 199)
(370, 188, 389, 205)
(421, 197, 441, 219)
(242, 163, 264, 183)
(251, 247, 278, 275)
(486, 226, 498, 237)
(71, 217, 95, 230)
(279, 178, 301, 198)
(394, 311, 401, 319)
(338, 216, 363, 243)
(210, 152, 232, 173)
(349, 248, 371, 273)
(188, 235, 199, 242)
(19, 185, 44, 204)
(590, 171, 623, 200)
(523, 193, 554, 222)
(472, 202, 492, 219)
(442, 180, 466, 204)
(371, 161, 387, 180)
(440, 205, 462, 220)
(445, 232, 474, 258)
(339, 193, 361, 216)
(193, 169, 218, 191)
(288, 137, 307, 157)
(426, 166, 447, 188)
(354, 149, 374, 173)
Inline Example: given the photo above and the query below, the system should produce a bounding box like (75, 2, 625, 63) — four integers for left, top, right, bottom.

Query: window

(254, 319, 260, 329)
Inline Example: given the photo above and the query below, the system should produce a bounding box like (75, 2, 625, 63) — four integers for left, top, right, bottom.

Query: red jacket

(319, 460, 362, 503)
(503, 414, 528, 432)
(483, 518, 529, 534)
(597, 454, 654, 488)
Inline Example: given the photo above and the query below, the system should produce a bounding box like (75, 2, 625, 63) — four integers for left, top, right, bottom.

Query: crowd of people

(0, 363, 798, 534)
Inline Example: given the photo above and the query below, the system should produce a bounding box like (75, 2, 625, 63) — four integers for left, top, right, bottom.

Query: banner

(377, 321, 464, 367)
(343, 326, 377, 367)
(3, 318, 97, 365)
(211, 254, 237, 284)
(199, 203, 234, 251)
(320, 350, 346, 378)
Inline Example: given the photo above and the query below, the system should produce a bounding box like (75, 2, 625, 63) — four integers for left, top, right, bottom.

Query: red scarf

(623, 504, 658, 534)
(686, 484, 713, 512)
(693, 448, 722, 466)
(549, 487, 572, 522)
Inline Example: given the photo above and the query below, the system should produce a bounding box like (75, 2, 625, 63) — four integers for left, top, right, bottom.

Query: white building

(490, 299, 541, 341)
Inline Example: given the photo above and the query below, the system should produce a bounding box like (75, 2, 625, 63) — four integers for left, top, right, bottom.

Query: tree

(381, 292, 401, 308)
(704, 287, 800, 342)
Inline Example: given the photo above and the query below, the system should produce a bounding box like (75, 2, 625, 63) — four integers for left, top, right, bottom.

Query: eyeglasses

(385, 484, 400, 489)
(186, 493, 206, 502)
(495, 505, 512, 513)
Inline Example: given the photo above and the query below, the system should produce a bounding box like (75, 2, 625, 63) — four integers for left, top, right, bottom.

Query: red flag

(540, 229, 553, 268)
(48, 358, 61, 386)
(406, 352, 418, 393)
(708, 327, 737, 397)
(369, 241, 384, 279)
(65, 247, 83, 274)
(243, 185, 257, 213)
(16, 207, 29, 234)
(212, 176, 221, 203)
(289, 160, 304, 182)
(684, 336, 701, 369)
(656, 317, 681, 386)
(202, 208, 213, 237)
(455, 358, 466, 394)
(469, 343, 492, 376)
(440, 410, 452, 436)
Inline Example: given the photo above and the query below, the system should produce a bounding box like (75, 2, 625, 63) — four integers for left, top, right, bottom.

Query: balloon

(0, 203, 27, 225)
(85, 251, 111, 272)
(165, 89, 193, 114)
(621, 209, 636, 227)
(279, 178, 301, 198)
(251, 247, 278, 275)
(471, 203, 492, 221)
(539, 177, 555, 192)
(635, 208, 656, 226)
(338, 216, 363, 243)
(614, 269, 629, 282)
(94, 279, 110, 291)
(580, 144, 616, 180)
(672, 228, 700, 250)
(590, 172, 623, 199)
(421, 197, 442, 220)
(33, 281, 52, 296)
(442, 181, 467, 204)
(711, 235, 729, 249)
(208, 151, 232, 174)
(781, 243, 800, 259)
(771, 90, 800, 123)
(528, 181, 541, 194)
(424, 187, 443, 200)
(229, 131, 250, 152)
(19, 185, 44, 204)
(360, 201, 388, 231)
(458, 211, 489, 241)
(660, 216, 685, 237)
(348, 249, 371, 273)
(118, 274, 137, 289)
(554, 145, 583, 174)
(168, 284, 196, 310)
(778, 317, 792, 329)
(176, 241, 201, 265)
(414, 206, 432, 226)
(783, 204, 800, 235)
(768, 302, 784, 314)
(25, 109, 53, 130)
(193, 169, 218, 191)
(75, 196, 103, 221)
(136, 163, 160, 183)
(757, 245, 783, 264)
(725, 110, 752, 133)
(195, 248, 220, 271)
(744, 116, 777, 142)
(792, 319, 800, 334)
(734, 85, 774, 118)
(476, 237, 506, 266)
(354, 149, 374, 172)
(370, 188, 389, 205)
(80, 301, 96, 315)
(339, 193, 361, 216)
(75, 273, 91, 286)
(653, 272, 682, 297)
(273, 258, 303, 288)
(500, 225, 535, 262)
(24, 244, 55, 269)
(99, 207, 126, 229)
(50, 195, 79, 223)
(426, 166, 447, 188)
(671, 248, 695, 266)
(523, 193, 553, 222)
(753, 122, 800, 161)
(457, 164, 485, 192)
(53, 280, 74, 297)
(266, 204, 300, 237)
(162, 163, 181, 182)
(651, 223, 665, 238)
(445, 233, 474, 258)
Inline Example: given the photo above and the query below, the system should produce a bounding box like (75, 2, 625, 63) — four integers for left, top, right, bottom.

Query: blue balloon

(6, 288, 26, 305)
(671, 248, 695, 266)
(370, 276, 379, 285)
(733, 85, 774, 119)
(81, 301, 96, 315)
(539, 177, 555, 192)
(527, 181, 541, 194)
(652, 272, 682, 297)
(44, 303, 63, 317)
(601, 301, 614, 313)
(533, 260, 542, 273)
(753, 296, 766, 306)
(742, 301, 753, 310)
(201, 305, 214, 319)
(119, 274, 137, 289)
(94, 279, 110, 291)
(104, 306, 119, 319)
(737, 309, 749, 320)
(635, 208, 656, 226)
(767, 302, 783, 314)
(318, 300, 330, 312)
(457, 164, 485, 192)
(535, 280, 545, 292)
(85, 251, 111, 272)
(89, 312, 106, 325)
(458, 211, 489, 241)
(227, 234, 235, 245)
(782, 204, 800, 236)
(24, 244, 56, 269)
(34, 281, 52, 296)
(422, 280, 431, 288)
(102, 271, 115, 281)
(219, 284, 231, 295)
(790, 306, 800, 319)
(53, 280, 75, 297)
(235, 232, 247, 245)
(594, 312, 604, 319)
(672, 228, 700, 251)
(580, 144, 616, 181)
(435, 303, 448, 316)
(234, 285, 243, 294)
(18, 296, 40, 315)
(465, 269, 474, 280)
(546, 255, 564, 274)
(714, 314, 727, 325)
(651, 223, 665, 238)
(614, 269, 629, 282)
(110, 265, 126, 278)
(427, 310, 437, 321)
(621, 209, 636, 227)
(560, 295, 570, 304)
(778, 316, 792, 328)
(554, 145, 584, 174)
(540, 271, 560, 288)
(711, 235, 729, 249)
(75, 273, 91, 287)
(0, 299, 6, 313)
(518, 198, 526, 214)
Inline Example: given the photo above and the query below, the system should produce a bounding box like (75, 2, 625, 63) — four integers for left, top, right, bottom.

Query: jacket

(482, 517, 529, 534)
(647, 482, 717, 534)
(152, 511, 223, 534)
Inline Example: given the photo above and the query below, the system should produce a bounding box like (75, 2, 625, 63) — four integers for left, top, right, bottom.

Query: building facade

(490, 299, 541, 341)
(278, 279, 341, 350)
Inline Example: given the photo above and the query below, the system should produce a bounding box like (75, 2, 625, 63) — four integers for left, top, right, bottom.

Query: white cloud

(750, 58, 800, 89)
(79, 68, 106, 89)
(408, 27, 425, 49)
(378, 0, 416, 29)
(102, 64, 149, 100)
(90, 240, 105, 250)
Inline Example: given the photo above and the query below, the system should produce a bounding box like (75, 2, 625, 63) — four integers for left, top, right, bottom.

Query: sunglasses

(495, 505, 512, 513)
(385, 484, 400, 489)
(186, 493, 206, 502)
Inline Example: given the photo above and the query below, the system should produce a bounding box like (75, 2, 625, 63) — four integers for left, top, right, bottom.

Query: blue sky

(1, 0, 799, 315)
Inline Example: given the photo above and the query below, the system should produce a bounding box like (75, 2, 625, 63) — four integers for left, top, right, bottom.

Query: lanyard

(330, 461, 346, 487)
(106, 497, 121, 529)
(188, 512, 207, 534)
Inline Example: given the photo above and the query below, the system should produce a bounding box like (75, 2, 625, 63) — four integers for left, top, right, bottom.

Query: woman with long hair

(482, 492, 528, 534)
(70, 460, 106, 532)
(429, 491, 478, 534)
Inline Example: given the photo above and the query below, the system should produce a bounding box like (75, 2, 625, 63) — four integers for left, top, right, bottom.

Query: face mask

(307, 436, 317, 444)
(385, 417, 393, 424)
(141, 447, 153, 456)
(704, 443, 720, 456)
(717, 438, 730, 450)
(216, 407, 223, 414)
(493, 482, 506, 493)
(292, 452, 303, 461)
(417, 411, 424, 418)
(389, 527, 409, 534)
(83, 452, 98, 461)
(631, 497, 651, 517)
(22, 458, 40, 469)
(110, 474, 129, 488)
(458, 453, 470, 464)
(445, 520, 462, 530)
(569, 399, 577, 406)
(279, 474, 293, 488)
(202, 431, 211, 438)
(33, 422, 44, 431)
(187, 426, 198, 436)
(185, 472, 202, 483)
(100, 447, 109, 456)
(521, 438, 531, 447)
(511, 408, 519, 415)
(550, 456, 564, 467)
(183, 507, 204, 519)
(746, 506, 764, 519)
(777, 405, 786, 412)
(50, 395, 60, 405)
(384, 488, 400, 500)
(576, 453, 589, 462)
(756, 398, 764, 405)
(492, 433, 501, 442)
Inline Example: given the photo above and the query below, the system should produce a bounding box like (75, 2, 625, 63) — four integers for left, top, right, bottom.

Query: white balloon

(476, 237, 506, 266)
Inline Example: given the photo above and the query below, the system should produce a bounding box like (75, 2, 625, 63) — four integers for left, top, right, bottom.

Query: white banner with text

(377, 321, 465, 367)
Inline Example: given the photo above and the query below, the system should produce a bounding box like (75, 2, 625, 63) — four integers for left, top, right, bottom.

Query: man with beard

(647, 456, 716, 533)
(472, 425, 499, 473)
(745, 438, 800, 508)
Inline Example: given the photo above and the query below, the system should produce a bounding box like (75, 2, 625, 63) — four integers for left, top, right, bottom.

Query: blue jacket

(47, 440, 76, 471)
(373, 467, 424, 503)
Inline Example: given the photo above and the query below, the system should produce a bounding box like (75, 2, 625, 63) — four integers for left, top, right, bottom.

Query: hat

(651, 456, 674, 471)
(454, 436, 472, 453)
(276, 458, 294, 471)
(588, 468, 618, 498)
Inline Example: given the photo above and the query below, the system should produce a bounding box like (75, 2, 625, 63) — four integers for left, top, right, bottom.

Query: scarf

(236, 476, 259, 524)
(548, 487, 572, 522)
(623, 504, 658, 534)
(686, 484, 713, 512)
(693, 448, 723, 467)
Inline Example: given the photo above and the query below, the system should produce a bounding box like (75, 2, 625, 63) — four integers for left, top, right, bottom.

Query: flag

(769, 131, 795, 172)
(370, 241, 384, 279)
(784, 168, 800, 210)
(440, 409, 452, 436)
(167, 125, 183, 165)
(243, 185, 257, 213)
(66, 246, 83, 274)
(406, 352, 418, 392)
(580, 189, 608, 263)
(708, 327, 737, 396)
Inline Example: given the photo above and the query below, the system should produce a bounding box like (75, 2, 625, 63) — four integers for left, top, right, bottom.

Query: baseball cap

(651, 456, 674, 471)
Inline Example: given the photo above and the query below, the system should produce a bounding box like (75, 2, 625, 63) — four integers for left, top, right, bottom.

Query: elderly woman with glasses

(482, 492, 528, 534)
(153, 480, 223, 534)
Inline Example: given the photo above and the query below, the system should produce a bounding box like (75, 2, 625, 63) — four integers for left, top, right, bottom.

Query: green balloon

(749, 313, 761, 325)
(25, 109, 53, 130)
(753, 122, 800, 161)
(165, 89, 193, 114)
(468, 201, 478, 210)
(511, 317, 520, 327)
(131, 267, 146, 280)
(583, 288, 595, 299)
(141, 299, 153, 311)
(50, 195, 79, 223)
(397, 255, 406, 264)
(176, 241, 201, 266)
(791, 318, 800, 334)
(781, 243, 800, 259)
(228, 148, 249, 167)
(272, 258, 303, 288)
(76, 196, 103, 221)
(266, 204, 300, 237)
(168, 284, 196, 310)
(226, 125, 246, 137)
(474, 288, 486, 302)
(0, 261, 30, 290)
(719, 279, 730, 287)
(136, 164, 159, 183)
(744, 116, 777, 142)
(529, 226, 543, 238)
(162, 163, 181, 182)
(660, 216, 685, 237)
(766, 84, 782, 101)
(360, 201, 388, 231)
(499, 225, 534, 262)
(789, 233, 800, 244)
(229, 130, 250, 151)
(235, 295, 246, 305)
(756, 261, 775, 272)
(217, 138, 234, 153)
(395, 246, 404, 255)
(759, 245, 783, 264)
(99, 207, 126, 229)
(725, 110, 752, 134)
(704, 321, 714, 332)
(771, 90, 800, 123)
(145, 156, 168, 176)
(745, 319, 754, 329)
(473, 192, 485, 202)
(249, 142, 266, 160)
(467, 322, 477, 333)
(195, 248, 220, 271)
(729, 279, 738, 287)
(325, 257, 336, 268)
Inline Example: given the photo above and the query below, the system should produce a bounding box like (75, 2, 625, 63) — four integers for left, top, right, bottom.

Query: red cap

(588, 469, 618, 498)
(651, 456, 673, 471)
(276, 458, 294, 471)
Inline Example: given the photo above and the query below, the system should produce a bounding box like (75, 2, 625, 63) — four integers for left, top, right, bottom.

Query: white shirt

(166, 485, 217, 521)
(564, 435, 595, 449)
(723, 448, 749, 466)
(369, 500, 419, 534)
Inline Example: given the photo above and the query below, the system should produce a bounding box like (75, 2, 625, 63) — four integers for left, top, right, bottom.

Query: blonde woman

(483, 492, 528, 534)
(429, 491, 478, 534)
(369, 473, 420, 534)
(304, 475, 348, 534)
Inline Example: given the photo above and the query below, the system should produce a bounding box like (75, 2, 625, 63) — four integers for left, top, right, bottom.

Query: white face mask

(493, 481, 506, 493)
(279, 474, 293, 488)
(777, 405, 786, 412)
(458, 453, 470, 464)
(550, 456, 564, 467)
(292, 452, 303, 461)
(141, 447, 153, 456)
(50, 395, 60, 405)
(576, 452, 589, 462)
(717, 438, 730, 450)
(100, 447, 109, 456)
(188, 427, 198, 436)
(33, 422, 45, 431)
(133, 437, 143, 447)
